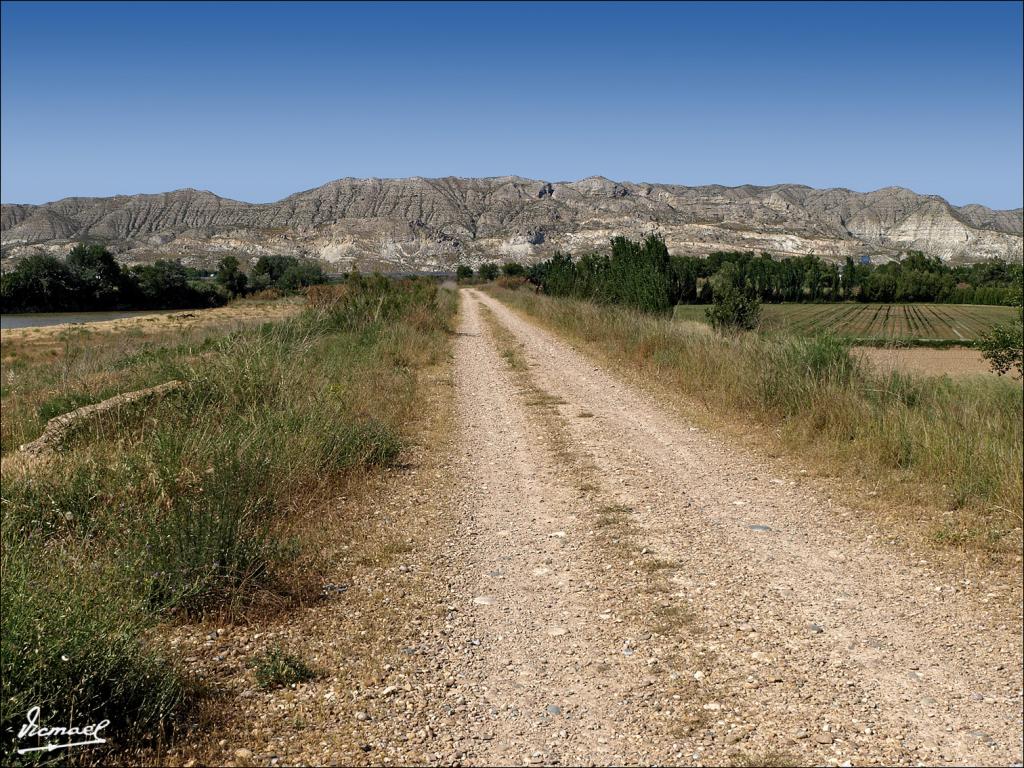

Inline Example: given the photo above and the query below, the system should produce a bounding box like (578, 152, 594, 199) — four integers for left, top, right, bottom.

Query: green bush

(979, 284, 1023, 377)
(705, 263, 762, 331)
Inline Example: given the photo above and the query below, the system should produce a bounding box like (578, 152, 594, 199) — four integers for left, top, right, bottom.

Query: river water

(0, 310, 172, 330)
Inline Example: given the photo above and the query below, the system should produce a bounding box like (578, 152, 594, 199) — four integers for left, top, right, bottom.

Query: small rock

(234, 748, 253, 760)
(547, 705, 562, 716)
(813, 732, 834, 745)
(807, 623, 824, 634)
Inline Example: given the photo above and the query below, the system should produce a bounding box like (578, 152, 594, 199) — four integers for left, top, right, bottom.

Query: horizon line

(4, 175, 1023, 212)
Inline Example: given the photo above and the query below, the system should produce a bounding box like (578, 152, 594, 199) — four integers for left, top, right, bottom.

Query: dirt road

(183, 288, 1022, 767)
(435, 289, 1022, 766)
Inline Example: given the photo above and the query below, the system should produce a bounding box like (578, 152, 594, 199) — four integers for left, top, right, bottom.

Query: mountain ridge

(3, 176, 1021, 271)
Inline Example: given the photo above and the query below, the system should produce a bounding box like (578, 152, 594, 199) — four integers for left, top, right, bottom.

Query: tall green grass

(489, 287, 1023, 542)
(0, 277, 455, 761)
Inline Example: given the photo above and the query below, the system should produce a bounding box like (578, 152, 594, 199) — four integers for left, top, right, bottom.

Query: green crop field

(673, 303, 1016, 343)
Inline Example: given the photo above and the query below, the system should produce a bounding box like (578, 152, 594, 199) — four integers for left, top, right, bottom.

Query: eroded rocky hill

(3, 176, 1021, 271)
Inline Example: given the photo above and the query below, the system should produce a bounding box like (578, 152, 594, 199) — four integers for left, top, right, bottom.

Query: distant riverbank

(1, 310, 173, 330)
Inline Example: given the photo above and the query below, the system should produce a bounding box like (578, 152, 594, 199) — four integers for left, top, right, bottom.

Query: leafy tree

(253, 255, 299, 284)
(477, 262, 500, 281)
(250, 255, 327, 290)
(277, 261, 326, 290)
(531, 235, 675, 313)
(1, 247, 228, 312)
(66, 243, 128, 306)
(455, 264, 474, 281)
(0, 254, 78, 312)
(215, 255, 248, 296)
(501, 262, 526, 277)
(670, 255, 700, 302)
(131, 260, 224, 309)
(605, 235, 673, 312)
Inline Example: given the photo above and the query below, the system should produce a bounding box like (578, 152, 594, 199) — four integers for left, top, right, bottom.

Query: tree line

(0, 247, 328, 313)
(526, 238, 1022, 311)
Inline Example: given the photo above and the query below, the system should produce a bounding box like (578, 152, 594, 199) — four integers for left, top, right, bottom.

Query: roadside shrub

(978, 284, 1023, 377)
(705, 262, 762, 331)
(705, 285, 761, 331)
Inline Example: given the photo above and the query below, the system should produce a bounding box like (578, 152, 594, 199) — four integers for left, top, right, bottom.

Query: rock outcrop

(3, 176, 1021, 271)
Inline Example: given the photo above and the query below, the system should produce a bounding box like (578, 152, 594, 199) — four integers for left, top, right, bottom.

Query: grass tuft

(250, 646, 316, 690)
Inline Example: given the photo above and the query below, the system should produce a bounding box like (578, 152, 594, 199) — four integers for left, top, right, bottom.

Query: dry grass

(729, 751, 800, 767)
(594, 504, 632, 528)
(1, 297, 301, 365)
(0, 298, 303, 454)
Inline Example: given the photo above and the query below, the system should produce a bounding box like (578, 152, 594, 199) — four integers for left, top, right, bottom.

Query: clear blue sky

(2, 1, 1021, 208)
